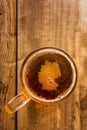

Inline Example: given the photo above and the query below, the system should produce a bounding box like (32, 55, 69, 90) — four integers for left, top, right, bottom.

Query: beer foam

(38, 61, 61, 91)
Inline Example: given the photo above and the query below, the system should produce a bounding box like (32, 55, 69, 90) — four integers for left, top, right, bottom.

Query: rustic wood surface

(0, 0, 87, 130)
(0, 0, 16, 130)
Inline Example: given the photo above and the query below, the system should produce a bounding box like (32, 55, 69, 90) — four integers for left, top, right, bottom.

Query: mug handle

(5, 91, 31, 114)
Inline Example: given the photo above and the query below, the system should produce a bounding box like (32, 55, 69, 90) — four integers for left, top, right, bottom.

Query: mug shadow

(27, 100, 62, 130)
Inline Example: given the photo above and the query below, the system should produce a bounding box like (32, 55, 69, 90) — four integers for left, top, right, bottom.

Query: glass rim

(21, 47, 77, 103)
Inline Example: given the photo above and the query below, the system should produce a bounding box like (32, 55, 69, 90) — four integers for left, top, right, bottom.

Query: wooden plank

(77, 1, 87, 130)
(79, 32, 87, 130)
(0, 0, 16, 130)
(18, 0, 87, 130)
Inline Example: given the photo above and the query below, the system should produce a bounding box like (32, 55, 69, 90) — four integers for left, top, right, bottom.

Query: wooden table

(0, 0, 87, 130)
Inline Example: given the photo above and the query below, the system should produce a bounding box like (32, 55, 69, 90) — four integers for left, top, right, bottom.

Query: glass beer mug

(5, 47, 77, 114)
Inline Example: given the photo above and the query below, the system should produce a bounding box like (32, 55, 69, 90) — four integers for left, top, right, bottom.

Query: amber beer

(22, 47, 77, 101)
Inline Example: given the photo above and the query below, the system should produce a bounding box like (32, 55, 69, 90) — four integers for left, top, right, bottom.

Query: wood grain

(0, 0, 16, 130)
(1, 0, 87, 130)
(17, 0, 84, 130)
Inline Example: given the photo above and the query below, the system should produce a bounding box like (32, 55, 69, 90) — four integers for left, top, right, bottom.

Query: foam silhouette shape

(38, 61, 61, 91)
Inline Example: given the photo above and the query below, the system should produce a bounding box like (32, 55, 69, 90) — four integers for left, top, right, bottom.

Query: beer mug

(5, 47, 77, 114)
